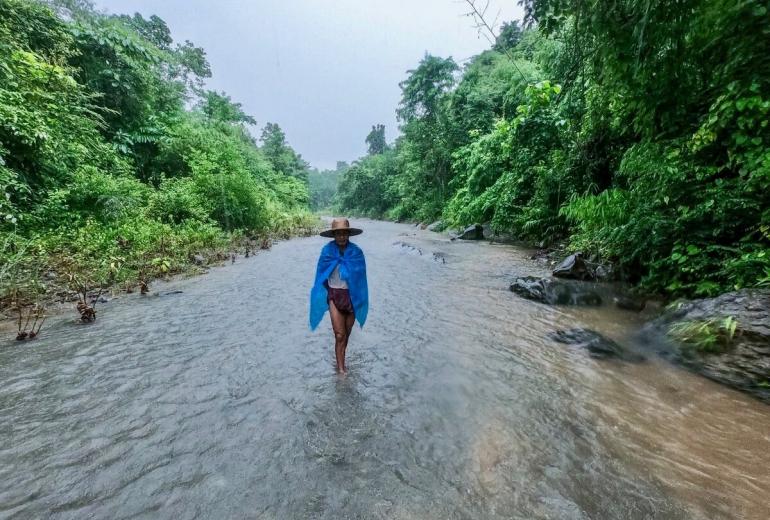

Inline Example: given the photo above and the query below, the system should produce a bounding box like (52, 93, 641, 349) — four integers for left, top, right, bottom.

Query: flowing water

(1, 219, 769, 519)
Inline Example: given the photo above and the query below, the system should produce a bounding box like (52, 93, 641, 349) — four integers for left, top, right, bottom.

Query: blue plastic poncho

(309, 240, 368, 330)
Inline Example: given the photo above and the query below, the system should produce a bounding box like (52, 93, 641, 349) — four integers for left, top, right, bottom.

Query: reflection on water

(1, 219, 768, 519)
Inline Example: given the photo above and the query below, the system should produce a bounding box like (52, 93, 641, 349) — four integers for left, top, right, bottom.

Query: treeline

(336, 1, 770, 297)
(1, 0, 314, 305)
(308, 161, 348, 211)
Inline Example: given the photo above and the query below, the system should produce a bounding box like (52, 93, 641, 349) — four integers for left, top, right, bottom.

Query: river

(1, 219, 768, 519)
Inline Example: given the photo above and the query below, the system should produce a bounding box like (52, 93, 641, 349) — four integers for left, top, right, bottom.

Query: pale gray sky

(94, 0, 524, 169)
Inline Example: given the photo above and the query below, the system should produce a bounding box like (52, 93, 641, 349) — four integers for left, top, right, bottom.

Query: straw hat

(320, 218, 363, 238)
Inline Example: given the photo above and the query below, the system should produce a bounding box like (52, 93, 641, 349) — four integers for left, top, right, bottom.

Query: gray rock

(192, 254, 206, 266)
(549, 328, 644, 361)
(642, 288, 770, 402)
(594, 264, 615, 281)
(458, 224, 484, 240)
(481, 222, 493, 240)
(552, 252, 593, 281)
(510, 276, 602, 306)
(614, 295, 646, 312)
(426, 221, 444, 232)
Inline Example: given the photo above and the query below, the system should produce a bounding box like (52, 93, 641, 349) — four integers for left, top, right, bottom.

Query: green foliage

(146, 177, 210, 225)
(308, 162, 345, 211)
(493, 21, 522, 53)
(668, 316, 740, 354)
(260, 122, 310, 182)
(397, 54, 458, 122)
(0, 0, 314, 306)
(338, 0, 770, 298)
(365, 124, 387, 155)
(445, 80, 568, 237)
(336, 150, 399, 218)
(192, 170, 271, 231)
(198, 90, 255, 125)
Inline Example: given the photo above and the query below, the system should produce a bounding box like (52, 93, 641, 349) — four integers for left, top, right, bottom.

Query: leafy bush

(147, 177, 210, 225)
(0, 0, 315, 307)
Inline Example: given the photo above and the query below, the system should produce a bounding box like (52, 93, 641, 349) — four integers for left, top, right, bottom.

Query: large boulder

(641, 289, 770, 402)
(509, 276, 602, 306)
(457, 224, 484, 240)
(549, 328, 644, 361)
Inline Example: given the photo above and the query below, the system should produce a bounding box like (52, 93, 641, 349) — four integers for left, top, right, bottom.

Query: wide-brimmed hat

(320, 218, 363, 238)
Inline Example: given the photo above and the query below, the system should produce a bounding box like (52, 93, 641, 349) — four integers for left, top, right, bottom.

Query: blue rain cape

(309, 240, 368, 330)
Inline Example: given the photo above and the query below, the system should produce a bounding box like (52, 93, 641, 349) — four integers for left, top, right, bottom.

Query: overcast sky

(94, 0, 524, 170)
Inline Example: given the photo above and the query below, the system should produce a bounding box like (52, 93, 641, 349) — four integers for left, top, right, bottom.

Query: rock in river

(642, 288, 770, 402)
(510, 276, 602, 306)
(457, 224, 484, 240)
(426, 220, 444, 232)
(552, 252, 593, 281)
(549, 328, 644, 361)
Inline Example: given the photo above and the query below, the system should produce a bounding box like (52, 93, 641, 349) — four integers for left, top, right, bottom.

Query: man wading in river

(309, 218, 369, 374)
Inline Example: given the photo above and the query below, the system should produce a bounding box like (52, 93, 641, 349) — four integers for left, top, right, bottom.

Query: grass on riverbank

(1, 211, 321, 331)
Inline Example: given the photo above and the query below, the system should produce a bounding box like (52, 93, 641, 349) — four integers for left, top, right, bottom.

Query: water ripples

(1, 219, 769, 519)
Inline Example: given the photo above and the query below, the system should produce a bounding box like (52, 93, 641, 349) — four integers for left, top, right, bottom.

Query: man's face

(334, 229, 350, 246)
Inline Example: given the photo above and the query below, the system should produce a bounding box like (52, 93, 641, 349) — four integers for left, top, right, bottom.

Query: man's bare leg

(329, 300, 348, 373)
(341, 312, 355, 368)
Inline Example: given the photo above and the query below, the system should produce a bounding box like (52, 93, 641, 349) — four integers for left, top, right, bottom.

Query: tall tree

(397, 54, 458, 123)
(259, 122, 309, 182)
(365, 124, 387, 155)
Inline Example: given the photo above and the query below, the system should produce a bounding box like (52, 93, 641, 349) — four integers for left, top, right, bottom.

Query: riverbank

(1, 216, 322, 339)
(417, 219, 770, 402)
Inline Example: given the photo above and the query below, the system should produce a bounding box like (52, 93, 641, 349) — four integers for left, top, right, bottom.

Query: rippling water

(1, 219, 769, 519)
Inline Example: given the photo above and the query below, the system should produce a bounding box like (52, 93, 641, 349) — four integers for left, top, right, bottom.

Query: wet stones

(393, 241, 448, 265)
(457, 224, 484, 240)
(392, 241, 422, 256)
(426, 220, 444, 232)
(549, 252, 616, 282)
(549, 328, 644, 361)
(432, 252, 447, 264)
(509, 276, 602, 306)
(552, 252, 592, 281)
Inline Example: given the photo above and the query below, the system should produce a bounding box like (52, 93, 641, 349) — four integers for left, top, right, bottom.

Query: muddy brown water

(1, 219, 769, 519)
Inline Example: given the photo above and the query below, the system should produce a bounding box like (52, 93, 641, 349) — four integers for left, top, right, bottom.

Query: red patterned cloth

(327, 287, 354, 314)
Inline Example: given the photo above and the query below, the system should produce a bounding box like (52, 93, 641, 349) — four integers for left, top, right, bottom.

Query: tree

(198, 90, 256, 125)
(493, 21, 522, 52)
(116, 13, 172, 50)
(259, 122, 309, 182)
(365, 124, 387, 155)
(396, 54, 458, 123)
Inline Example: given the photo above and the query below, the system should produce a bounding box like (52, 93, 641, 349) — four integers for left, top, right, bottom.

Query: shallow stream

(1, 219, 768, 519)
